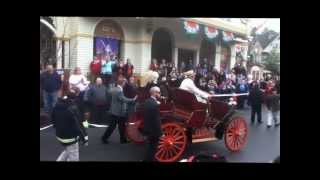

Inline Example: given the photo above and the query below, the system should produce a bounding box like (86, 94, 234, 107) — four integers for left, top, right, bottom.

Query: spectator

(166, 62, 174, 75)
(69, 67, 90, 99)
(150, 58, 159, 71)
(248, 82, 263, 124)
(40, 64, 62, 114)
(169, 67, 178, 81)
(101, 77, 137, 144)
(198, 77, 208, 92)
(185, 59, 194, 71)
(86, 77, 109, 125)
(101, 55, 116, 88)
(116, 58, 126, 78)
(51, 90, 88, 161)
(159, 59, 167, 77)
(236, 79, 249, 109)
(158, 76, 170, 98)
(225, 79, 236, 94)
(207, 80, 218, 94)
(265, 89, 280, 128)
(180, 61, 186, 73)
(124, 58, 134, 79)
(123, 76, 139, 117)
(69, 67, 90, 121)
(90, 55, 102, 82)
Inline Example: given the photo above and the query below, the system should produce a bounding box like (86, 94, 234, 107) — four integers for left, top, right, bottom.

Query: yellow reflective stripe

(56, 137, 77, 143)
(83, 120, 89, 128)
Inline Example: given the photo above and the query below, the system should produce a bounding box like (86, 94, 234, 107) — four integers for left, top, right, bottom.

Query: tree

(263, 48, 280, 75)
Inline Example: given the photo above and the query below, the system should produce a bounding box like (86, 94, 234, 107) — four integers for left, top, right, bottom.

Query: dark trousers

(102, 115, 127, 142)
(251, 104, 262, 123)
(90, 104, 108, 124)
(144, 136, 160, 161)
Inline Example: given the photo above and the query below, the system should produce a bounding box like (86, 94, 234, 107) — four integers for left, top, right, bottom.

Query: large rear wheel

(155, 122, 187, 162)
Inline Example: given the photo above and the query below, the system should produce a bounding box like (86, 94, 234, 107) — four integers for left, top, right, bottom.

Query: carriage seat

(172, 88, 208, 126)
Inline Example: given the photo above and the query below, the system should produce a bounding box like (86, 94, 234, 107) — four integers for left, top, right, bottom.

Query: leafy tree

(263, 48, 280, 75)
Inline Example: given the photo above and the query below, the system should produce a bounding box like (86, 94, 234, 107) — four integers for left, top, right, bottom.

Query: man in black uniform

(142, 86, 163, 161)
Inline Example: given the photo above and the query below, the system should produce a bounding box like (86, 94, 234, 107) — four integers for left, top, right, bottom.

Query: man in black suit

(102, 77, 137, 144)
(143, 86, 163, 161)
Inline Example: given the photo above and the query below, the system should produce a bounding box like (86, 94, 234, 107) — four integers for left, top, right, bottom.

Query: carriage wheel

(155, 123, 187, 162)
(224, 116, 248, 152)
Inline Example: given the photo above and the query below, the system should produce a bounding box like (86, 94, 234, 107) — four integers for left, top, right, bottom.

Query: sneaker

(267, 125, 272, 128)
(275, 123, 280, 127)
(258, 121, 263, 124)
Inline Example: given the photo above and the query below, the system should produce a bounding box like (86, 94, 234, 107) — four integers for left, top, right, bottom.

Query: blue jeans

(43, 91, 58, 113)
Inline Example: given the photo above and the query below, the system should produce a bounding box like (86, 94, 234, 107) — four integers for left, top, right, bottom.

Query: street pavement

(40, 105, 280, 162)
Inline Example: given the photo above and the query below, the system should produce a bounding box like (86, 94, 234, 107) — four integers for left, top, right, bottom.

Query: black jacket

(143, 97, 163, 137)
(51, 98, 88, 145)
(40, 71, 62, 93)
(248, 88, 263, 107)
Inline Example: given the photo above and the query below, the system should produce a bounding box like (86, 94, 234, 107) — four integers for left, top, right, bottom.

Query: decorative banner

(94, 37, 119, 57)
(184, 20, 200, 34)
(222, 31, 234, 42)
(205, 26, 219, 39)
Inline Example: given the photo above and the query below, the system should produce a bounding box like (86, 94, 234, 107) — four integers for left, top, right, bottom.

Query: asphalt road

(40, 105, 280, 162)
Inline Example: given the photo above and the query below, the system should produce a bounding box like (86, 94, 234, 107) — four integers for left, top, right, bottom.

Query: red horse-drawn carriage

(126, 84, 249, 162)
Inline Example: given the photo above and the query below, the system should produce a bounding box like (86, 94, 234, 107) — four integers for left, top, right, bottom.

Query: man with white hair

(142, 86, 163, 161)
(179, 70, 213, 103)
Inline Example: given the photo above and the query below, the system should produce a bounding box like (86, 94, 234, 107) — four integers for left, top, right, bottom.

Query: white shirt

(69, 74, 89, 92)
(179, 78, 210, 103)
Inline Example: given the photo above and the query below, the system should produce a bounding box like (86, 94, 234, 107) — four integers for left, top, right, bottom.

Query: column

(215, 44, 221, 71)
(230, 44, 236, 71)
(196, 49, 200, 66)
(140, 42, 152, 75)
(174, 47, 178, 67)
(56, 39, 62, 69)
(64, 40, 70, 69)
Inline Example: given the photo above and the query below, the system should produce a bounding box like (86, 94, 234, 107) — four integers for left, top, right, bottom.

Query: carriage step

(192, 137, 218, 143)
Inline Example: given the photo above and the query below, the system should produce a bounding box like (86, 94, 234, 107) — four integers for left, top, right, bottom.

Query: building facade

(44, 17, 249, 77)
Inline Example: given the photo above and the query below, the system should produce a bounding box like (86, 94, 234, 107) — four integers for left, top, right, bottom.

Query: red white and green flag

(205, 26, 219, 39)
(184, 20, 200, 34)
(222, 31, 234, 42)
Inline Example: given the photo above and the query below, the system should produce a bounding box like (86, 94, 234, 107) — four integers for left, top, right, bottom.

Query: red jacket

(124, 64, 134, 78)
(90, 59, 101, 75)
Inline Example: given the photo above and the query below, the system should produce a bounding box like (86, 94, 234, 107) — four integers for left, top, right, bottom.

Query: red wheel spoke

(173, 144, 183, 151)
(173, 141, 185, 145)
(168, 148, 174, 158)
(156, 147, 165, 158)
(175, 136, 184, 141)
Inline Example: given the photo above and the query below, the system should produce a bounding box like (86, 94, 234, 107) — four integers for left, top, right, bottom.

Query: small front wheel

(224, 115, 248, 152)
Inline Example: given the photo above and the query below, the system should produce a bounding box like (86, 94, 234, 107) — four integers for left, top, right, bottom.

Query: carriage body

(126, 87, 248, 162)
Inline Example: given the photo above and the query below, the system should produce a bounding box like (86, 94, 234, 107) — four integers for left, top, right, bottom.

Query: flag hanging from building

(184, 20, 199, 35)
(205, 26, 219, 40)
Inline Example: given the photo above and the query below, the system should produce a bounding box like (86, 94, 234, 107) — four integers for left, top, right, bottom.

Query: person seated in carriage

(179, 70, 214, 104)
